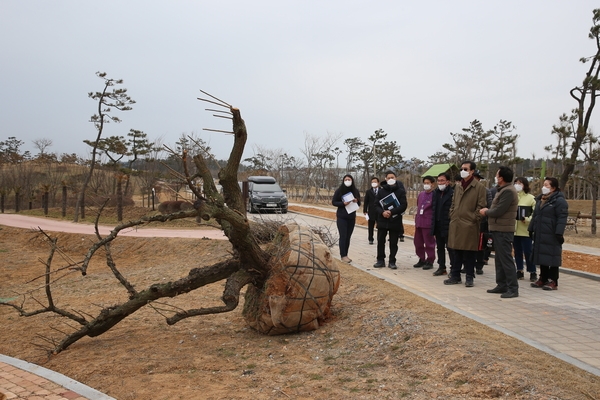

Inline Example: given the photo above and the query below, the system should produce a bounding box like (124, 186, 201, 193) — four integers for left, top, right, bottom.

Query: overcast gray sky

(1, 1, 599, 164)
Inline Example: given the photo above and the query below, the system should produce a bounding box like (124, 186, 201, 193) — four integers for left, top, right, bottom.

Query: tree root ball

(243, 223, 341, 335)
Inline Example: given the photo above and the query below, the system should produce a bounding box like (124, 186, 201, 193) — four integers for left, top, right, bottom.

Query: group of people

(332, 161, 569, 298)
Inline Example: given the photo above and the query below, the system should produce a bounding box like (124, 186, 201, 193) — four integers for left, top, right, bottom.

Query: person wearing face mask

(363, 177, 380, 245)
(528, 177, 568, 290)
(445, 161, 488, 288)
(373, 170, 408, 269)
(473, 170, 494, 275)
(332, 174, 361, 263)
(413, 176, 436, 270)
(430, 172, 455, 276)
(513, 177, 537, 282)
(480, 166, 520, 298)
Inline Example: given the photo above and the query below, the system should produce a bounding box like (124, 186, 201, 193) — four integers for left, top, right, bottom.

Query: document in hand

(379, 193, 400, 218)
(516, 205, 533, 220)
(342, 192, 359, 214)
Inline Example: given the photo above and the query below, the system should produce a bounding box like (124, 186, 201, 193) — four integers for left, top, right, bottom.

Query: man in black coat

(430, 172, 455, 276)
(373, 170, 408, 270)
(363, 176, 380, 245)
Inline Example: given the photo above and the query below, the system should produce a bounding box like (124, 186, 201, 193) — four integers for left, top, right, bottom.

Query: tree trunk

(117, 176, 123, 222)
(592, 184, 598, 235)
(43, 191, 49, 215)
(62, 185, 67, 217)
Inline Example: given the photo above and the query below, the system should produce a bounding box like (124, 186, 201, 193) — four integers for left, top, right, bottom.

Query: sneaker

(500, 291, 519, 298)
(529, 273, 537, 282)
(542, 280, 558, 290)
(433, 268, 447, 276)
(486, 286, 508, 294)
(413, 260, 425, 268)
(388, 262, 397, 270)
(517, 270, 524, 280)
(530, 279, 546, 288)
(465, 276, 474, 287)
(399, 236, 405, 242)
(443, 277, 462, 285)
(373, 260, 385, 268)
(475, 268, 483, 275)
(369, 240, 374, 245)
(422, 262, 434, 270)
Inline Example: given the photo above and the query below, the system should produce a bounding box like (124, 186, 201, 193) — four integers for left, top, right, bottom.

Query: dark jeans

(513, 235, 535, 273)
(492, 231, 519, 292)
(376, 228, 400, 263)
(450, 250, 477, 279)
(367, 215, 377, 242)
(337, 217, 356, 258)
(434, 232, 454, 270)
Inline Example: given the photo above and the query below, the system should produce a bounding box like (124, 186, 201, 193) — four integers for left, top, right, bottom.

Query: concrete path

(0, 213, 227, 239)
(286, 208, 600, 376)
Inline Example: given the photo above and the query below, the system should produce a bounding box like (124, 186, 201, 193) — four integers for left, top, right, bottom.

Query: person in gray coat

(528, 177, 568, 290)
(480, 166, 519, 298)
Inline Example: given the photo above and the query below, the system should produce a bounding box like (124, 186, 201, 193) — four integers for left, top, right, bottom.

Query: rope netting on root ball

(243, 222, 341, 335)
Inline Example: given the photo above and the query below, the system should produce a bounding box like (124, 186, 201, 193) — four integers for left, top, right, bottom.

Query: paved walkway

(288, 207, 600, 377)
(2, 208, 600, 398)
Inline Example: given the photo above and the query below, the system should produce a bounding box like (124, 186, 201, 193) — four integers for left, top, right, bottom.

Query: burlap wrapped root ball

(243, 223, 341, 335)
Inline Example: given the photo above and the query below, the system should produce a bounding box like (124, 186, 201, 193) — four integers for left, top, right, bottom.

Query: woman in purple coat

(413, 176, 436, 270)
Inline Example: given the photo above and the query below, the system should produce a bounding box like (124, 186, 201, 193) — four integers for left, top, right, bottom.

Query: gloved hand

(555, 234, 564, 245)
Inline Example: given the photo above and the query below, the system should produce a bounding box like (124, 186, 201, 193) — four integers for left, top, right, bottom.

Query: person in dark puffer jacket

(430, 172, 455, 276)
(528, 177, 568, 291)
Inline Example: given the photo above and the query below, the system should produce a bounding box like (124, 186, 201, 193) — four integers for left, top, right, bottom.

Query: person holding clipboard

(332, 174, 361, 263)
(513, 177, 537, 281)
(373, 170, 408, 269)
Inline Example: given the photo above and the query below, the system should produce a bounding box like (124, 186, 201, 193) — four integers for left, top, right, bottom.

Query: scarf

(540, 191, 556, 207)
(461, 176, 474, 189)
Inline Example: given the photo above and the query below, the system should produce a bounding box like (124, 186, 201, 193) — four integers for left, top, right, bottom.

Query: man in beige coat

(480, 166, 520, 298)
(445, 161, 488, 287)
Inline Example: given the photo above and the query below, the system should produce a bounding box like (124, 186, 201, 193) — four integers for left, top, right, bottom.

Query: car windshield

(253, 183, 282, 192)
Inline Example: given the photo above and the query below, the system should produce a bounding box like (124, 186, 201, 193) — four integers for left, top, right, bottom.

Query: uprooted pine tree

(0, 92, 340, 354)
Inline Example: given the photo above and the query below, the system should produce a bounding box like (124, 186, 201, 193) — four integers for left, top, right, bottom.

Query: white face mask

(423, 184, 431, 191)
(514, 184, 523, 192)
(371, 182, 378, 188)
(460, 170, 470, 179)
(387, 179, 396, 186)
(344, 180, 352, 187)
(437, 184, 446, 191)
(541, 186, 551, 195)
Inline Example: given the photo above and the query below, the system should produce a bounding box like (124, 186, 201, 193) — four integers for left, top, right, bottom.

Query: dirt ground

(2, 207, 600, 399)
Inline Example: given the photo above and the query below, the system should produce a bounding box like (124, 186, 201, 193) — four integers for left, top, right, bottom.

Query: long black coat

(363, 187, 380, 218)
(528, 191, 568, 267)
(374, 181, 408, 232)
(430, 185, 454, 237)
